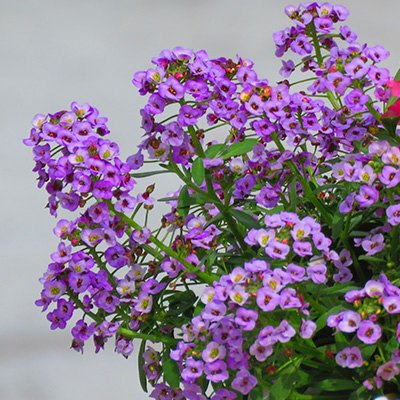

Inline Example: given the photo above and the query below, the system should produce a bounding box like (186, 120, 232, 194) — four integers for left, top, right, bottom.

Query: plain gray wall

(2, 1, 400, 399)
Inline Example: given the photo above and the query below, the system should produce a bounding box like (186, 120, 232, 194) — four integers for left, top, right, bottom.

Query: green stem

(117, 327, 178, 345)
(107, 201, 216, 285)
(270, 132, 332, 226)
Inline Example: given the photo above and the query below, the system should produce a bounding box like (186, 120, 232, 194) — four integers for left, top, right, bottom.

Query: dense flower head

(24, 2, 400, 399)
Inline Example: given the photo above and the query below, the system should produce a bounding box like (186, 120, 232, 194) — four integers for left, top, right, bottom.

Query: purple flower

(387, 204, 400, 226)
(357, 320, 382, 344)
(299, 319, 316, 339)
(159, 77, 185, 101)
(355, 185, 379, 207)
(325, 72, 352, 95)
(335, 346, 363, 369)
(182, 358, 203, 381)
(249, 340, 273, 362)
(202, 341, 226, 363)
(211, 388, 237, 400)
(81, 228, 104, 247)
(229, 286, 249, 306)
(71, 319, 95, 342)
(306, 263, 327, 284)
(361, 234, 385, 255)
(256, 287, 280, 312)
(337, 310, 361, 333)
(377, 361, 400, 381)
(383, 296, 400, 314)
(231, 369, 257, 395)
(204, 360, 229, 383)
(279, 59, 295, 78)
(265, 240, 290, 259)
(235, 307, 258, 331)
(274, 320, 296, 343)
(339, 192, 356, 214)
(43, 280, 66, 300)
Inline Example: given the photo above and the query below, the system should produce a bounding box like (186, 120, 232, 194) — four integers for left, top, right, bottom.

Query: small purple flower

(361, 234, 385, 256)
(235, 307, 258, 331)
(387, 204, 400, 226)
(256, 287, 280, 312)
(202, 341, 226, 363)
(299, 319, 316, 339)
(337, 310, 361, 333)
(71, 319, 95, 342)
(265, 240, 290, 259)
(279, 59, 295, 78)
(377, 361, 400, 381)
(335, 346, 363, 369)
(43, 280, 66, 301)
(159, 77, 185, 101)
(229, 286, 249, 306)
(231, 369, 257, 395)
(355, 185, 379, 207)
(249, 340, 273, 362)
(182, 358, 204, 381)
(306, 263, 327, 284)
(383, 296, 400, 314)
(357, 320, 382, 344)
(339, 192, 356, 214)
(204, 360, 229, 383)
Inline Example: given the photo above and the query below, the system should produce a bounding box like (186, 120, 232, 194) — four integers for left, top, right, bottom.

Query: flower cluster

(24, 2, 400, 400)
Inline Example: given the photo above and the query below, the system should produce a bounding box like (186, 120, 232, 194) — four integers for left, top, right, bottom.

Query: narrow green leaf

(205, 143, 226, 158)
(333, 210, 345, 241)
(375, 130, 400, 146)
(269, 366, 298, 400)
(230, 209, 261, 229)
(163, 351, 180, 389)
(177, 185, 191, 219)
(138, 340, 147, 393)
(315, 305, 345, 332)
(249, 384, 264, 400)
(221, 138, 258, 160)
(358, 255, 387, 263)
(131, 169, 171, 178)
(313, 378, 359, 391)
(192, 157, 205, 185)
(386, 336, 399, 353)
(335, 331, 349, 352)
(381, 116, 400, 137)
(361, 344, 377, 360)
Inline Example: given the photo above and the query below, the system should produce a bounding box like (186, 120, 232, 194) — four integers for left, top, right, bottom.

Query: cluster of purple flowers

(24, 2, 400, 399)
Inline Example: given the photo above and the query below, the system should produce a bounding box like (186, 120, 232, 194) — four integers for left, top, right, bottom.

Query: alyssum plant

(24, 3, 400, 399)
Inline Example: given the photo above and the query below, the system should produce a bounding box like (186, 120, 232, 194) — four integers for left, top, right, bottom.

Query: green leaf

(315, 305, 345, 332)
(375, 130, 400, 146)
(177, 185, 191, 219)
(221, 138, 258, 160)
(386, 336, 399, 353)
(348, 385, 370, 400)
(332, 210, 345, 242)
(312, 378, 359, 391)
(269, 366, 299, 400)
(131, 169, 171, 178)
(138, 340, 147, 393)
(192, 157, 205, 185)
(165, 290, 197, 317)
(361, 344, 377, 361)
(205, 143, 226, 158)
(335, 331, 349, 352)
(163, 351, 180, 389)
(249, 384, 264, 400)
(381, 116, 400, 137)
(358, 255, 387, 264)
(230, 209, 261, 229)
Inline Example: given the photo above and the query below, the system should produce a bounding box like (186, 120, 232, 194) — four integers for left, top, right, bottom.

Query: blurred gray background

(2, 0, 400, 399)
